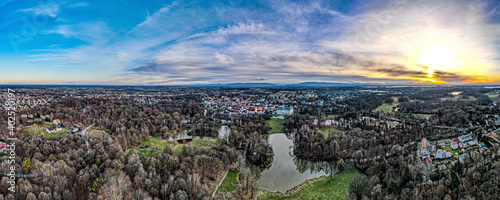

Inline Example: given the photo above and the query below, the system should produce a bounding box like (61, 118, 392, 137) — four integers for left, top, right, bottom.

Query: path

(211, 164, 230, 199)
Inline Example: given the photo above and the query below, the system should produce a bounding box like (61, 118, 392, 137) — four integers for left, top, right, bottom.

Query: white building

(275, 106, 293, 115)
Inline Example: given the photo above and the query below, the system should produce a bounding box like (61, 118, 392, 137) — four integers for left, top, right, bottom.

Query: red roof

(446, 152, 452, 155)
(425, 156, 432, 164)
(492, 132, 499, 139)
(451, 141, 458, 145)
(53, 119, 61, 123)
(0, 143, 6, 148)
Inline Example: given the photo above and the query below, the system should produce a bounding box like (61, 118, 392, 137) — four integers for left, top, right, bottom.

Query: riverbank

(257, 168, 358, 200)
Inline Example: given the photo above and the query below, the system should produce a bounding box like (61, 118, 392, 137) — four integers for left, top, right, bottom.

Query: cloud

(320, 0, 500, 82)
(20, 2, 60, 18)
(18, 0, 500, 85)
(47, 22, 112, 45)
(69, 2, 89, 8)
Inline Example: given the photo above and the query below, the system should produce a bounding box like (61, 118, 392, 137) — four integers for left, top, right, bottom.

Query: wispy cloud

(19, 2, 60, 18)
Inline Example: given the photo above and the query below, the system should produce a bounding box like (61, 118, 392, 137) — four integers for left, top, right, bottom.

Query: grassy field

(487, 92, 499, 98)
(258, 169, 359, 200)
(441, 145, 451, 150)
(46, 130, 71, 140)
(173, 139, 218, 154)
(24, 124, 47, 137)
(375, 97, 399, 113)
(218, 171, 239, 193)
(414, 114, 432, 120)
(449, 149, 461, 155)
(433, 156, 456, 164)
(25, 124, 71, 140)
(267, 118, 285, 134)
(141, 136, 177, 150)
(320, 126, 342, 139)
(129, 148, 158, 157)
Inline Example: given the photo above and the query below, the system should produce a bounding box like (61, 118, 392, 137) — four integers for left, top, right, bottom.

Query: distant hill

(284, 82, 378, 87)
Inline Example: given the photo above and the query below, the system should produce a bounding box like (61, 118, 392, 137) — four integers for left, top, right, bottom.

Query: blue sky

(1, 0, 500, 85)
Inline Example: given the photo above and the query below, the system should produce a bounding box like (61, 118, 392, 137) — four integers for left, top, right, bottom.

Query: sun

(413, 45, 463, 83)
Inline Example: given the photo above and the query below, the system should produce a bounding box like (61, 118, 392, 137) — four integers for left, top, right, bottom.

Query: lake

(167, 125, 230, 141)
(258, 133, 328, 193)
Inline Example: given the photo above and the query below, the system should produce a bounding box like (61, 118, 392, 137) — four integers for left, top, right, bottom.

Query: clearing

(218, 171, 239, 193)
(320, 126, 343, 139)
(267, 118, 285, 134)
(375, 97, 399, 113)
(258, 169, 359, 200)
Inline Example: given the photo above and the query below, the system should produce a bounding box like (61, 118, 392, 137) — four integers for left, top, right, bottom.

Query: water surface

(258, 133, 327, 193)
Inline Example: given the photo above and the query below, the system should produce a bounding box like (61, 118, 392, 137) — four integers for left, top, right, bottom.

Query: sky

(1, 0, 500, 85)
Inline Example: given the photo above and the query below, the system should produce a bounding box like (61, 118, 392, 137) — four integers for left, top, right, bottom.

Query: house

(436, 153, 444, 159)
(481, 147, 488, 151)
(71, 125, 80, 132)
(467, 140, 478, 146)
(451, 141, 459, 150)
(446, 152, 452, 158)
(479, 143, 485, 148)
(459, 154, 469, 164)
(28, 114, 33, 118)
(491, 132, 500, 143)
(53, 119, 61, 124)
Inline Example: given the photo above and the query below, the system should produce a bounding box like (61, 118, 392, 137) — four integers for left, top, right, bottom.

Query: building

(0, 143, 6, 155)
(451, 141, 459, 150)
(459, 154, 469, 164)
(421, 138, 427, 149)
(275, 106, 294, 115)
(429, 145, 437, 153)
(467, 140, 478, 146)
(436, 153, 444, 159)
(424, 156, 432, 164)
(491, 132, 500, 143)
(53, 119, 61, 124)
(458, 134, 474, 143)
(446, 152, 452, 158)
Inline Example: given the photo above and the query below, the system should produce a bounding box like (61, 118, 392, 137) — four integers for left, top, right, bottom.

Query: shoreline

(258, 169, 344, 197)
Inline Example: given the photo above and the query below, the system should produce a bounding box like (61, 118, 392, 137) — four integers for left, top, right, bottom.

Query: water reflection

(258, 133, 338, 193)
(166, 125, 230, 141)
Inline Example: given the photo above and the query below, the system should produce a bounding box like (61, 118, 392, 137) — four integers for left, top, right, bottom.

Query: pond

(166, 125, 230, 141)
(258, 133, 330, 193)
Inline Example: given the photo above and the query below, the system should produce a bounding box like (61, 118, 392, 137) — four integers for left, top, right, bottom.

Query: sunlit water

(258, 133, 327, 193)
